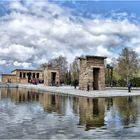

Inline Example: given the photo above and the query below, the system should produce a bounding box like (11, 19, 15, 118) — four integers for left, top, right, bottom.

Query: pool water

(0, 88, 140, 139)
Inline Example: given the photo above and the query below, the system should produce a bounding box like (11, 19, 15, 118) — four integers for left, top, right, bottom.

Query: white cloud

(96, 46, 112, 57)
(85, 19, 140, 37)
(0, 44, 35, 62)
(9, 1, 28, 12)
(0, 60, 6, 65)
(13, 61, 31, 68)
(0, 0, 140, 73)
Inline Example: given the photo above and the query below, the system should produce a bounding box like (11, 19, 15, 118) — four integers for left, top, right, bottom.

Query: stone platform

(1, 83, 140, 98)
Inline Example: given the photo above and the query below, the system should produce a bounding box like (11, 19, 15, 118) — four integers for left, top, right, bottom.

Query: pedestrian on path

(128, 81, 132, 92)
(87, 83, 90, 91)
(73, 79, 78, 89)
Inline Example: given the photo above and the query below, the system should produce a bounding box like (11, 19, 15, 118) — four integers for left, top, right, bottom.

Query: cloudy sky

(0, 0, 140, 74)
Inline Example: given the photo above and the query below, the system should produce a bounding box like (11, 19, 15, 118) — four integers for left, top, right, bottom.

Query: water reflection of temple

(0, 88, 106, 130)
(2, 88, 134, 128)
(1, 88, 40, 103)
(0, 88, 64, 114)
(78, 97, 105, 130)
(39, 93, 63, 114)
(0, 88, 139, 131)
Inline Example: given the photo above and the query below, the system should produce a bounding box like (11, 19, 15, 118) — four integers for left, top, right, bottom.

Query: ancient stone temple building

(1, 69, 43, 83)
(44, 65, 60, 86)
(79, 56, 106, 90)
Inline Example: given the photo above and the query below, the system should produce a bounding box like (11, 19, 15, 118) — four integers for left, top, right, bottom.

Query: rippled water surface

(0, 88, 140, 139)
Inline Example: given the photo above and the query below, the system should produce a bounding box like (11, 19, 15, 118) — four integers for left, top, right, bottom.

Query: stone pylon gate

(44, 65, 60, 86)
(79, 56, 106, 90)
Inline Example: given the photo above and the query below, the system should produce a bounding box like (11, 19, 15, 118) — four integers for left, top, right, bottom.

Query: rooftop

(11, 69, 43, 73)
(78, 55, 107, 60)
(1, 74, 16, 76)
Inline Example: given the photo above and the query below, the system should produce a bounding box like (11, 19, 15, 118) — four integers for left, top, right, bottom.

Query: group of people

(7, 79, 11, 83)
(51, 81, 59, 87)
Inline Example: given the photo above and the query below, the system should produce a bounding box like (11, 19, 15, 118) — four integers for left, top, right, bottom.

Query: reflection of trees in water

(113, 96, 137, 126)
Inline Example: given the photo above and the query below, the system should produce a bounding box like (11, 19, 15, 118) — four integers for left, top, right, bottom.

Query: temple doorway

(27, 72, 31, 83)
(93, 68, 99, 90)
(51, 72, 56, 86)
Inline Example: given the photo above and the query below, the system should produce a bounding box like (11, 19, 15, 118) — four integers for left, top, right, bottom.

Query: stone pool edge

(1, 83, 140, 98)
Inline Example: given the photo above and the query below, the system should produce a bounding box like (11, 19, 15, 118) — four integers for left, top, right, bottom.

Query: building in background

(1, 69, 43, 84)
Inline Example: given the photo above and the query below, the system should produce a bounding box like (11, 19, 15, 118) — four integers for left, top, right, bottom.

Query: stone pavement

(1, 83, 140, 98)
(17, 84, 140, 98)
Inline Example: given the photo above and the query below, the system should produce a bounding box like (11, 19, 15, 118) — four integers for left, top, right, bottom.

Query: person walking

(128, 81, 132, 92)
(73, 79, 78, 89)
(87, 83, 90, 91)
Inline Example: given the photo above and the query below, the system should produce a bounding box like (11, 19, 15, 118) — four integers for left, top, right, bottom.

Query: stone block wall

(1, 74, 17, 83)
(2, 69, 43, 84)
(79, 59, 88, 90)
(44, 65, 60, 86)
(79, 56, 106, 90)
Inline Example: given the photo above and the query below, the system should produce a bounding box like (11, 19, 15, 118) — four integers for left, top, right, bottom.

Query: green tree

(105, 64, 114, 86)
(117, 47, 139, 84)
(40, 63, 48, 70)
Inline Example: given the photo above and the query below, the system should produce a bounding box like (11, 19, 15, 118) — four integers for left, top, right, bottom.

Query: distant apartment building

(1, 69, 43, 84)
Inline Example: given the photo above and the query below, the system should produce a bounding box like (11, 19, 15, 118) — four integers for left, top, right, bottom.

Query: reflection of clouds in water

(0, 99, 16, 109)
(65, 97, 74, 117)
(0, 99, 44, 124)
(104, 108, 123, 130)
(1, 88, 140, 138)
(12, 104, 44, 123)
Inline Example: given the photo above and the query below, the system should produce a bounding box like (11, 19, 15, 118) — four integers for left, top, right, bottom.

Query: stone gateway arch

(79, 56, 107, 90)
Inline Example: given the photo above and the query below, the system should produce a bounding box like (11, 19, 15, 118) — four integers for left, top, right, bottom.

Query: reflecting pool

(0, 88, 140, 139)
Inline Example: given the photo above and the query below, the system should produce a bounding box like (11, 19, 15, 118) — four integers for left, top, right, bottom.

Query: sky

(0, 0, 140, 74)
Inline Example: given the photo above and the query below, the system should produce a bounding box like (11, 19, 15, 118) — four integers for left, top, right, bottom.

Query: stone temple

(1, 69, 43, 83)
(44, 65, 60, 86)
(1, 55, 106, 91)
(79, 56, 106, 90)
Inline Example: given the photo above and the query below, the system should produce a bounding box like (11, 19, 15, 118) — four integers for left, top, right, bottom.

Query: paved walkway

(17, 84, 140, 98)
(1, 83, 140, 98)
